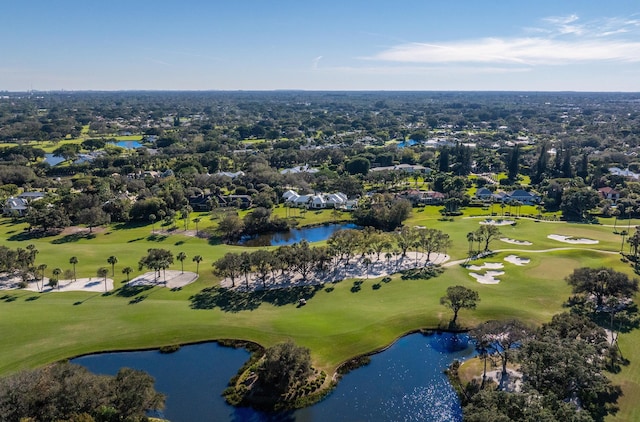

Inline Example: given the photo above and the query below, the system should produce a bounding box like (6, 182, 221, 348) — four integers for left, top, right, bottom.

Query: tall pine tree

(507, 146, 519, 182)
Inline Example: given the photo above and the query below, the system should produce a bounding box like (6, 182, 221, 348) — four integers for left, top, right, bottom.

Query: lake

(240, 223, 360, 247)
(72, 332, 473, 422)
(397, 139, 418, 148)
(43, 153, 65, 166)
(113, 140, 143, 149)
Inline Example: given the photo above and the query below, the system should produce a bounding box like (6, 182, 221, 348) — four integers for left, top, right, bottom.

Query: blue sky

(2, 0, 640, 91)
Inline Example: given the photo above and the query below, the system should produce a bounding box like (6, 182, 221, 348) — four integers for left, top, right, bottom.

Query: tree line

(458, 266, 639, 421)
(213, 226, 451, 288)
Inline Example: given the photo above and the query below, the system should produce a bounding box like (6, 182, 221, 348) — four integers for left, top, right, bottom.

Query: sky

(2, 0, 640, 91)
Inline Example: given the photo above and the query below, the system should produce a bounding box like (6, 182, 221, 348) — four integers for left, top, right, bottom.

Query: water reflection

(73, 332, 473, 422)
(240, 223, 359, 247)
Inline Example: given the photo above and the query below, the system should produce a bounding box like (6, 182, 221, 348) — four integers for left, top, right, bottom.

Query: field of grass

(0, 207, 638, 420)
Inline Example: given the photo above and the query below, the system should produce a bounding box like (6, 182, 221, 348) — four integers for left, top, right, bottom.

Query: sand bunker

(547, 234, 599, 244)
(24, 277, 114, 293)
(467, 262, 504, 271)
(479, 219, 515, 226)
(219, 252, 450, 291)
(504, 255, 530, 266)
(128, 270, 198, 289)
(469, 270, 505, 284)
(500, 237, 532, 246)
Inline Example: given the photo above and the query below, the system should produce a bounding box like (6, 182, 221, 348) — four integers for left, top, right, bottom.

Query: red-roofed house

(598, 187, 620, 202)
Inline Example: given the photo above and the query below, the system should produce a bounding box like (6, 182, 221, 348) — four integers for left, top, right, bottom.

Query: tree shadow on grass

(189, 285, 321, 312)
(207, 236, 225, 246)
(1, 294, 17, 302)
(114, 284, 153, 298)
(147, 234, 168, 242)
(129, 295, 148, 304)
(8, 229, 60, 242)
(50, 232, 96, 244)
(350, 280, 363, 293)
(25, 296, 40, 301)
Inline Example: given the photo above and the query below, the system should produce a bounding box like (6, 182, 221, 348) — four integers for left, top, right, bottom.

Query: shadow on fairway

(51, 232, 96, 244)
(147, 234, 168, 242)
(8, 229, 60, 241)
(72, 292, 106, 306)
(207, 236, 224, 246)
(189, 284, 321, 312)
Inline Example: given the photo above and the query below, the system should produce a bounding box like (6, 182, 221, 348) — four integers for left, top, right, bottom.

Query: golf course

(0, 208, 639, 421)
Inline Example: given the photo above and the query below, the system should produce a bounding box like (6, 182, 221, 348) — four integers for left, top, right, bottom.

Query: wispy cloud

(369, 38, 640, 65)
(367, 14, 640, 66)
(319, 65, 531, 76)
(311, 56, 323, 70)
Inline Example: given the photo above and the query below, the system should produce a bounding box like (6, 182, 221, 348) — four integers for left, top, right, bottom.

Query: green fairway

(0, 210, 638, 420)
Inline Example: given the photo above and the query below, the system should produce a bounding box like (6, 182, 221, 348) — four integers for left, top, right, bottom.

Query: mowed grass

(0, 208, 639, 420)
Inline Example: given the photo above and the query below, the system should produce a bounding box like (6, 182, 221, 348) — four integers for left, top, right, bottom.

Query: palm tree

(626, 206, 634, 233)
(466, 232, 475, 255)
(122, 266, 133, 282)
(149, 214, 157, 233)
(385, 252, 393, 269)
(37, 263, 47, 292)
(69, 256, 78, 281)
(612, 208, 621, 233)
(193, 217, 201, 235)
(26, 244, 38, 266)
(181, 206, 192, 231)
(97, 267, 109, 292)
(192, 255, 203, 275)
(362, 257, 372, 279)
(620, 230, 628, 253)
(240, 252, 252, 288)
(51, 268, 62, 290)
(107, 255, 118, 277)
(177, 252, 187, 274)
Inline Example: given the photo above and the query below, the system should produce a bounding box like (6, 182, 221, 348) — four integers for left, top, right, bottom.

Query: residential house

(369, 164, 431, 174)
(218, 195, 252, 209)
(598, 187, 620, 202)
(3, 191, 46, 216)
(215, 171, 245, 179)
(609, 167, 640, 180)
(282, 190, 352, 209)
(280, 165, 319, 175)
(475, 187, 494, 201)
(188, 193, 215, 211)
(398, 190, 445, 205)
(507, 189, 540, 205)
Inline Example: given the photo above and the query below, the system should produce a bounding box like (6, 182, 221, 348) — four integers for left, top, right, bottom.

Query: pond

(43, 153, 65, 166)
(240, 223, 360, 247)
(43, 153, 94, 166)
(397, 139, 418, 148)
(112, 140, 143, 149)
(72, 332, 473, 422)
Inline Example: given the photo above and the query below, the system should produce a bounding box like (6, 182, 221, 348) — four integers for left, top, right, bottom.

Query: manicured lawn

(0, 210, 639, 420)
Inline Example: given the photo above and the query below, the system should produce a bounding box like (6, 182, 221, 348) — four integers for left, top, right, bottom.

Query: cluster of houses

(282, 190, 358, 210)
